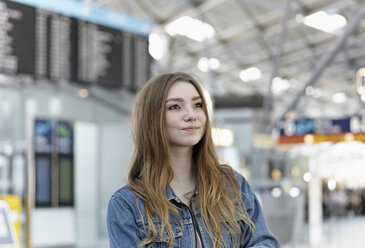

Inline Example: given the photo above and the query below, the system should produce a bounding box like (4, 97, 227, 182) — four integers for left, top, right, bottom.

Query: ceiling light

(303, 172, 312, 182)
(312, 88, 321, 98)
(165, 16, 215, 42)
(197, 57, 220, 72)
(271, 77, 290, 94)
(239, 67, 262, 82)
(271, 187, 282, 198)
(332, 92, 347, 103)
(303, 11, 347, 34)
(289, 187, 300, 198)
(306, 86, 322, 98)
(208, 58, 220, 70)
(148, 32, 167, 61)
(198, 58, 209, 72)
(305, 86, 314, 96)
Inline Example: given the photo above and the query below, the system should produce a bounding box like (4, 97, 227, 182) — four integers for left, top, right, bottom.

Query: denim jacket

(107, 172, 280, 247)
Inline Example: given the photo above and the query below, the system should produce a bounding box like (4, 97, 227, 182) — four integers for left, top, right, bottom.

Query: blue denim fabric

(107, 172, 280, 247)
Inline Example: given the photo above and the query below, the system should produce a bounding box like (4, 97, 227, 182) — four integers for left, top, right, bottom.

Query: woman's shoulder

(107, 185, 147, 227)
(220, 165, 249, 187)
(233, 170, 249, 186)
(111, 185, 142, 206)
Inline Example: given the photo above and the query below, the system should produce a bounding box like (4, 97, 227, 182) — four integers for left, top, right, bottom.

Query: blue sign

(280, 116, 365, 136)
(295, 119, 315, 135)
(34, 119, 53, 153)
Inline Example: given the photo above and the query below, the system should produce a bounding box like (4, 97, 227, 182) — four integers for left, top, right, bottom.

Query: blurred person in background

(107, 72, 280, 247)
(361, 189, 365, 215)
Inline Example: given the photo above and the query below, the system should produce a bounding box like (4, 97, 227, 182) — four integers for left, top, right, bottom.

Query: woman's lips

(182, 126, 199, 131)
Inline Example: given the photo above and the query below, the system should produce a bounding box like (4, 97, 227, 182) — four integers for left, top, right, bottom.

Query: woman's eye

(168, 104, 181, 110)
(194, 102, 203, 108)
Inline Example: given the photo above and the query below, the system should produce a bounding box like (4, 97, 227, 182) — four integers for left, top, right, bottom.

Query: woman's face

(164, 81, 206, 148)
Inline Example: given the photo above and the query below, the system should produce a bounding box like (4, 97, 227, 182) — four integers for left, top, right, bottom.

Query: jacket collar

(166, 183, 199, 203)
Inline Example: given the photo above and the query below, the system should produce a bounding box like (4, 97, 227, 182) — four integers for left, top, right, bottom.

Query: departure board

(0, 0, 151, 90)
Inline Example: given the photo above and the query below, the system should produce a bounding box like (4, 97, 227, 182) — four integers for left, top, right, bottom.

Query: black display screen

(0, 0, 36, 75)
(0, 0, 151, 90)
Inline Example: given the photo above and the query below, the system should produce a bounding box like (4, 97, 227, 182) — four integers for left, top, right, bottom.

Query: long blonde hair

(128, 72, 254, 247)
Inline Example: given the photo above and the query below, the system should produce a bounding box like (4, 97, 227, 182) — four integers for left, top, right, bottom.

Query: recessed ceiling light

(302, 10, 347, 34)
(271, 77, 290, 94)
(332, 92, 347, 103)
(165, 16, 215, 41)
(239, 67, 262, 82)
(197, 57, 220, 72)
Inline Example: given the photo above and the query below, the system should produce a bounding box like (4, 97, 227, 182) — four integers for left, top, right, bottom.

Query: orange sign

(278, 133, 365, 144)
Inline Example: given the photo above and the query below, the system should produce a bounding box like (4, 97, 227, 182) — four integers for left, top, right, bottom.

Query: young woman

(107, 72, 280, 247)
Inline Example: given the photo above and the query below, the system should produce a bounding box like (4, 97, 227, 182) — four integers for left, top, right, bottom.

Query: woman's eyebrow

(166, 96, 201, 102)
(166, 97, 183, 102)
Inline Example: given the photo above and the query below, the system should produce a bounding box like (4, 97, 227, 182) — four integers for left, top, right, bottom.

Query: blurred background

(0, 0, 365, 247)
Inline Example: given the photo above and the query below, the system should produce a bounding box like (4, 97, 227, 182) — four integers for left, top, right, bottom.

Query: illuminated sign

(280, 116, 365, 136)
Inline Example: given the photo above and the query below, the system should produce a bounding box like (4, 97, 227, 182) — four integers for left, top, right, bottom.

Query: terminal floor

(283, 215, 365, 248)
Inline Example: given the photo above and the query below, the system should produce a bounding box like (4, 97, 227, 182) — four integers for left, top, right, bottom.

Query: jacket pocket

(137, 220, 183, 248)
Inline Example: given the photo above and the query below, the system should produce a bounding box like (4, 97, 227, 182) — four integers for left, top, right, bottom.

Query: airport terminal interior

(0, 0, 365, 247)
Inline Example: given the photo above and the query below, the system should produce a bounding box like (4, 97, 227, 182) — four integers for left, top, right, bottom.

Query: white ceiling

(81, 0, 365, 131)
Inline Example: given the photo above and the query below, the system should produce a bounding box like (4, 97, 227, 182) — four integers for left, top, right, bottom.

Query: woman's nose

(184, 107, 197, 121)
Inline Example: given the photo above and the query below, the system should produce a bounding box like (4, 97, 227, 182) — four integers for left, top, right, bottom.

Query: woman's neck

(169, 146, 196, 205)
